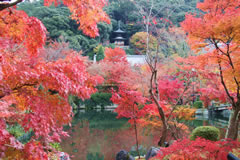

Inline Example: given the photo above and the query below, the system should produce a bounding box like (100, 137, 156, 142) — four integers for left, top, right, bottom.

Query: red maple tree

(156, 138, 240, 160)
(0, 0, 108, 158)
(181, 0, 240, 140)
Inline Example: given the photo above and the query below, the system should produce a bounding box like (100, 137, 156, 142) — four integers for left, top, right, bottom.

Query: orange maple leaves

(0, 0, 107, 157)
(182, 0, 240, 51)
(181, 0, 240, 104)
(0, 10, 47, 57)
(0, 49, 103, 158)
(104, 47, 128, 63)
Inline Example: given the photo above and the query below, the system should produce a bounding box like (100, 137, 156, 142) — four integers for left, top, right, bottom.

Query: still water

(61, 111, 229, 160)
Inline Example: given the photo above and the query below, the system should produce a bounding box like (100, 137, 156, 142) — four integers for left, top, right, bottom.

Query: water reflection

(187, 114, 229, 138)
(61, 111, 231, 159)
(61, 111, 157, 160)
(193, 114, 229, 127)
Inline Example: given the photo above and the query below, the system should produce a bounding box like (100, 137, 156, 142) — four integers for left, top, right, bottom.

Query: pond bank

(61, 110, 231, 160)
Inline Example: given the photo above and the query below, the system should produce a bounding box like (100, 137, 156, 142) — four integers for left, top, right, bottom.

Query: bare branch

(218, 60, 236, 108)
(212, 38, 240, 100)
(0, 0, 23, 11)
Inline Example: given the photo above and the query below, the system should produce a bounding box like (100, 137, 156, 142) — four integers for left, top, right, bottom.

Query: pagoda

(113, 21, 126, 46)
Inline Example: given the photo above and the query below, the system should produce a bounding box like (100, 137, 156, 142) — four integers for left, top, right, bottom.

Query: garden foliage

(155, 138, 240, 160)
(190, 126, 220, 141)
(0, 0, 109, 158)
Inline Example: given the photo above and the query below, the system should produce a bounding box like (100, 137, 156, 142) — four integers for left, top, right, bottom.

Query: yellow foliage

(3, 148, 25, 160)
(130, 32, 158, 55)
(174, 106, 196, 121)
(231, 148, 240, 158)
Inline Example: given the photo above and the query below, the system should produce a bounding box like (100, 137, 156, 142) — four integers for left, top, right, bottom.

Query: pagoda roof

(114, 21, 126, 33)
(113, 36, 126, 40)
(114, 28, 126, 33)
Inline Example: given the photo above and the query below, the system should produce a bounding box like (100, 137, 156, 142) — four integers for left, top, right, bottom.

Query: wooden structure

(113, 21, 127, 46)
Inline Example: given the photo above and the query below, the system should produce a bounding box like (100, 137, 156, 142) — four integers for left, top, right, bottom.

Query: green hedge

(7, 124, 34, 144)
(125, 48, 135, 55)
(70, 92, 113, 111)
(193, 101, 203, 109)
(190, 126, 220, 141)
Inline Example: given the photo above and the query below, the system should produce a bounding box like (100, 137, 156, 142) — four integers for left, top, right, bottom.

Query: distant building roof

(113, 36, 126, 41)
(127, 55, 146, 66)
(113, 21, 126, 33)
(114, 28, 125, 33)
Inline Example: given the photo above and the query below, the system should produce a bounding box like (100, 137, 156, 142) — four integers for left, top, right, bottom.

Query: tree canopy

(0, 0, 109, 158)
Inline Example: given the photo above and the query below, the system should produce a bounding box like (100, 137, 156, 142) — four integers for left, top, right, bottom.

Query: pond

(61, 110, 230, 160)
(185, 114, 229, 139)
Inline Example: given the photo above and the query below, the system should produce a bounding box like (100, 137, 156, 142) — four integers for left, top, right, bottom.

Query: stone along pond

(60, 110, 229, 160)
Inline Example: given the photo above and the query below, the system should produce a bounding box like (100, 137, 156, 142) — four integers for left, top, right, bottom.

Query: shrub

(193, 101, 203, 109)
(91, 92, 112, 107)
(7, 124, 34, 144)
(96, 45, 105, 61)
(69, 92, 113, 111)
(50, 143, 62, 151)
(155, 138, 240, 160)
(190, 126, 220, 141)
(125, 48, 135, 55)
(130, 32, 157, 55)
(7, 124, 25, 138)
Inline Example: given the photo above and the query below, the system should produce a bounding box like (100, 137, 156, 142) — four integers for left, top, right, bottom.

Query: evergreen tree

(97, 46, 105, 61)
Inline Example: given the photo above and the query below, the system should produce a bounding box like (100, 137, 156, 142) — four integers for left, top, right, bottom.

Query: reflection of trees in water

(61, 121, 90, 160)
(208, 114, 229, 128)
(186, 114, 229, 139)
(61, 111, 157, 160)
(180, 113, 231, 138)
(208, 114, 229, 138)
(187, 114, 229, 128)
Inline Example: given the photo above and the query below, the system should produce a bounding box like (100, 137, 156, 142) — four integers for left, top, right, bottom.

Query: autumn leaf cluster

(0, 0, 109, 158)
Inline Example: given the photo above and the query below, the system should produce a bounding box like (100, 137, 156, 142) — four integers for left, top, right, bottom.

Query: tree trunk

(131, 104, 140, 158)
(226, 108, 239, 140)
(133, 118, 140, 159)
(154, 98, 168, 146)
(149, 69, 169, 147)
(158, 120, 168, 146)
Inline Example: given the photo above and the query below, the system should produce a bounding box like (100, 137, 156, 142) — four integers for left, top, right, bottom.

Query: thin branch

(0, 0, 23, 11)
(166, 79, 191, 122)
(218, 60, 236, 108)
(0, 82, 37, 99)
(213, 38, 240, 100)
(211, 39, 227, 56)
(224, 43, 240, 99)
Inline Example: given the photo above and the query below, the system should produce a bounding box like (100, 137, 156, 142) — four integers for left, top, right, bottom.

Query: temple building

(112, 21, 127, 48)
